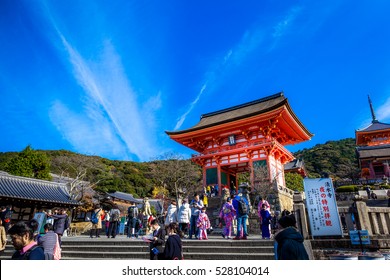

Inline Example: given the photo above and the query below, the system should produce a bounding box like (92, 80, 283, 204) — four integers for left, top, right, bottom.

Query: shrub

(336, 185, 358, 193)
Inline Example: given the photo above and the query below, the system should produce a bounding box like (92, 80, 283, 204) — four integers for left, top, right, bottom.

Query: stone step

(0, 235, 275, 260)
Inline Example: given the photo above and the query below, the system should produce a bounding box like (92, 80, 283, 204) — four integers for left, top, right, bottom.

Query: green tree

(5, 145, 52, 180)
(285, 172, 304, 192)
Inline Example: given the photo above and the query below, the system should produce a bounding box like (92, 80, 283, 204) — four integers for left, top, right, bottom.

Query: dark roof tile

(0, 173, 80, 205)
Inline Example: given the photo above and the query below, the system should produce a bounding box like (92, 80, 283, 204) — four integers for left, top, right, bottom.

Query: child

(0, 219, 6, 254)
(197, 207, 210, 240)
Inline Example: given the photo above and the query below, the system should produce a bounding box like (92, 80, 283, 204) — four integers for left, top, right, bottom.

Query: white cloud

(273, 6, 303, 38)
(174, 84, 207, 130)
(50, 34, 157, 161)
(377, 96, 390, 122)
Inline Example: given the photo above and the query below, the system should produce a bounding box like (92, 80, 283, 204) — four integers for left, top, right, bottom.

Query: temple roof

(356, 144, 390, 159)
(107, 191, 163, 214)
(284, 158, 305, 170)
(356, 121, 390, 133)
(166, 92, 313, 138)
(107, 191, 140, 203)
(0, 173, 80, 206)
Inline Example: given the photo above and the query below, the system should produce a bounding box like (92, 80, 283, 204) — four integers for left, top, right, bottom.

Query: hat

(226, 197, 231, 202)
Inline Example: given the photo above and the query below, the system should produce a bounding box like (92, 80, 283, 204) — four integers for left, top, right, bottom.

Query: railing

(332, 203, 390, 236)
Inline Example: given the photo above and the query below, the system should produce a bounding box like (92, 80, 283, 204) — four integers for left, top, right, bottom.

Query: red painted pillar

(217, 163, 222, 196)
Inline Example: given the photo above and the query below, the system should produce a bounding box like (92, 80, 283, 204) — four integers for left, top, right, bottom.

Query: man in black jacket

(149, 219, 165, 260)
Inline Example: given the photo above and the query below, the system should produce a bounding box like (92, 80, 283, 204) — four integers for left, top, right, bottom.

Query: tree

(285, 172, 304, 192)
(50, 153, 106, 202)
(149, 153, 202, 206)
(5, 145, 51, 180)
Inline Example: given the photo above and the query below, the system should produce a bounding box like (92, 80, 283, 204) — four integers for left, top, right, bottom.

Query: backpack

(91, 209, 101, 224)
(238, 197, 248, 215)
(127, 206, 136, 219)
(110, 210, 120, 222)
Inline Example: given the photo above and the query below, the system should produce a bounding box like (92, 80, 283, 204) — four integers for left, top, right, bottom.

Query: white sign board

(304, 178, 343, 236)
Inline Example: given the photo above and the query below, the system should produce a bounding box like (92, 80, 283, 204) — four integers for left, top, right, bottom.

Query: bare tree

(149, 152, 202, 206)
(51, 154, 106, 202)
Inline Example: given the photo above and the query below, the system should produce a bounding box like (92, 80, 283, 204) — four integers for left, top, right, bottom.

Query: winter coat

(92, 208, 104, 229)
(52, 214, 68, 235)
(163, 234, 183, 260)
(177, 203, 191, 224)
(274, 227, 309, 260)
(164, 204, 178, 226)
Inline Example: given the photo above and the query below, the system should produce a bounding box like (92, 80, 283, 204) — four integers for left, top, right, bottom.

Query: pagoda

(166, 92, 313, 194)
(356, 96, 390, 179)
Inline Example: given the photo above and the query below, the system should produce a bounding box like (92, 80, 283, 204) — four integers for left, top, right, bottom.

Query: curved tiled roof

(166, 92, 313, 139)
(0, 173, 80, 206)
(356, 121, 390, 133)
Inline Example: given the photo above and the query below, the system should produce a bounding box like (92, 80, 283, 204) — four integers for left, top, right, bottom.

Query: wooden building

(356, 96, 390, 179)
(0, 172, 80, 222)
(166, 92, 313, 193)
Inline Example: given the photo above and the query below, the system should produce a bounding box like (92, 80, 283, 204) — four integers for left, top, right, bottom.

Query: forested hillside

(293, 138, 359, 179)
(0, 138, 360, 199)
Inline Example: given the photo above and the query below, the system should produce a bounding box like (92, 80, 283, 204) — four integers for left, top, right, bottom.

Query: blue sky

(1, 0, 390, 162)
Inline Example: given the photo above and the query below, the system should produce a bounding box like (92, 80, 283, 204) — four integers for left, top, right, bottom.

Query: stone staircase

(0, 236, 275, 260)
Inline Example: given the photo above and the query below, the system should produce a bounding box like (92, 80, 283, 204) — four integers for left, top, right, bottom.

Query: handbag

(53, 235, 62, 260)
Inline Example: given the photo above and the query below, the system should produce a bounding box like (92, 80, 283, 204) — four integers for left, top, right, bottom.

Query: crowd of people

(0, 206, 70, 260)
(0, 186, 311, 260)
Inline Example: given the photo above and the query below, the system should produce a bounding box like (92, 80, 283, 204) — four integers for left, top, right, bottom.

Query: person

(233, 192, 249, 240)
(219, 197, 236, 239)
(221, 185, 230, 205)
(45, 209, 54, 225)
(197, 207, 211, 240)
(38, 223, 60, 260)
(201, 193, 208, 207)
(257, 196, 270, 214)
(177, 198, 191, 238)
(189, 194, 204, 239)
(8, 221, 45, 260)
(259, 204, 272, 239)
(50, 208, 69, 246)
(149, 219, 165, 260)
(2, 205, 13, 234)
(0, 219, 6, 254)
(387, 189, 390, 207)
(271, 210, 280, 235)
(214, 184, 219, 196)
(206, 185, 211, 197)
(365, 186, 371, 199)
(163, 222, 183, 260)
(108, 205, 121, 238)
(164, 200, 178, 228)
(104, 210, 110, 237)
(274, 214, 309, 260)
(90, 205, 104, 238)
(127, 202, 139, 238)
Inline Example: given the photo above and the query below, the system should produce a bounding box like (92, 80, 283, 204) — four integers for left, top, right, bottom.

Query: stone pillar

(355, 200, 372, 235)
(293, 192, 309, 239)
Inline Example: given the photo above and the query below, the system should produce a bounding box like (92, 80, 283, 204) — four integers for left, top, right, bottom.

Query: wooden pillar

(202, 166, 207, 189)
(369, 161, 375, 179)
(217, 163, 222, 196)
(249, 158, 254, 192)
